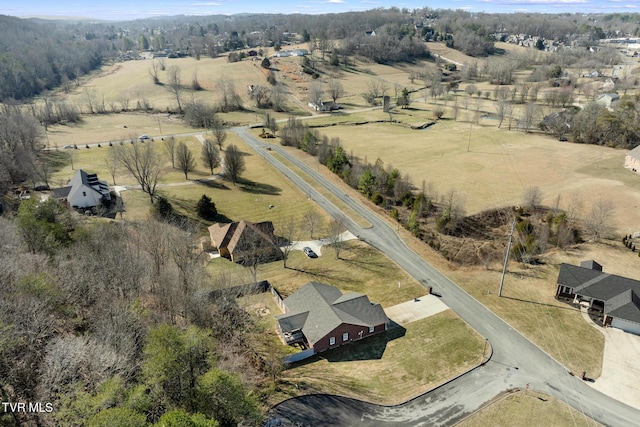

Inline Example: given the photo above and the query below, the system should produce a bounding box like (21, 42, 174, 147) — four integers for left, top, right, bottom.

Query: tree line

(0, 15, 110, 101)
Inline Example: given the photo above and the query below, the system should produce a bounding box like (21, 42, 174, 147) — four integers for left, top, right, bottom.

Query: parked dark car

(303, 247, 318, 258)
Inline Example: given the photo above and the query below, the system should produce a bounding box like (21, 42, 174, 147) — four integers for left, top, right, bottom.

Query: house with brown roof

(207, 220, 282, 265)
(625, 145, 640, 174)
(556, 260, 640, 335)
(275, 281, 388, 354)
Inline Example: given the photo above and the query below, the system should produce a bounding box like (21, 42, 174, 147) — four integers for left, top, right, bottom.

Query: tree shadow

(502, 295, 580, 312)
(286, 264, 351, 284)
(195, 179, 230, 190)
(238, 179, 281, 195)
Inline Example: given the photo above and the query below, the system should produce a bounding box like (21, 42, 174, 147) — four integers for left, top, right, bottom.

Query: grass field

(311, 118, 640, 234)
(458, 390, 601, 427)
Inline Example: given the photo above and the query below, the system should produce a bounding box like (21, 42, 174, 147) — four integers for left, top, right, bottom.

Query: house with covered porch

(275, 281, 388, 354)
(556, 260, 640, 335)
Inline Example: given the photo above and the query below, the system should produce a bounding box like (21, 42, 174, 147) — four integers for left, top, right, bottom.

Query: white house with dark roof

(53, 169, 111, 209)
(556, 260, 640, 335)
(625, 145, 640, 174)
(275, 281, 388, 353)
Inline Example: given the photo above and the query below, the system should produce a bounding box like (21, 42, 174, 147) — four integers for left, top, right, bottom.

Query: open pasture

(313, 118, 640, 234)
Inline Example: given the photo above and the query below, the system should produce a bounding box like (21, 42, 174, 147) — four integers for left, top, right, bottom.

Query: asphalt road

(232, 126, 640, 427)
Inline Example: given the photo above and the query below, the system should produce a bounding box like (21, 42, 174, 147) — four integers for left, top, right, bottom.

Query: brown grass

(311, 119, 638, 234)
(458, 390, 602, 427)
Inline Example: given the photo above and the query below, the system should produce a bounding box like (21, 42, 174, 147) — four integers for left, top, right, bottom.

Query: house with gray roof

(53, 169, 111, 210)
(556, 260, 640, 335)
(275, 281, 388, 353)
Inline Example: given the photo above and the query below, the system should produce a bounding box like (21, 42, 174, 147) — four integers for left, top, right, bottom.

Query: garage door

(611, 318, 640, 335)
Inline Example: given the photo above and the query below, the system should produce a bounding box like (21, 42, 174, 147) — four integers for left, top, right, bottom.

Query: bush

(196, 195, 217, 221)
(371, 192, 383, 205)
(151, 196, 174, 220)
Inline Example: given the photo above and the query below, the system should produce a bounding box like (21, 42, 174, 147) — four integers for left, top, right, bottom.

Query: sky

(1, 0, 638, 21)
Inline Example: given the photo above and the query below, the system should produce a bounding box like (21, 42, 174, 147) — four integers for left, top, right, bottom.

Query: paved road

(232, 126, 640, 427)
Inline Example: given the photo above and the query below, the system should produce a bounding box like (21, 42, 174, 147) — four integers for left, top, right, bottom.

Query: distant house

(53, 169, 111, 209)
(556, 260, 640, 335)
(308, 100, 340, 112)
(365, 30, 377, 36)
(275, 281, 388, 354)
(207, 220, 282, 264)
(625, 146, 640, 174)
(596, 93, 620, 110)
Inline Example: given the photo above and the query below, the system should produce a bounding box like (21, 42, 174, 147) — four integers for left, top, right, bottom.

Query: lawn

(458, 389, 602, 427)
(209, 239, 426, 307)
(241, 281, 484, 406)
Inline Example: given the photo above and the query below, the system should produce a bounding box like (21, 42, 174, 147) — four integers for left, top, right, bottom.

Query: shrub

(151, 196, 174, 220)
(196, 195, 217, 221)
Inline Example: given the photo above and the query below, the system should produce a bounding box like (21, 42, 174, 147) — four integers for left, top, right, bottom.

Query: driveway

(287, 231, 358, 256)
(589, 327, 640, 410)
(385, 295, 449, 325)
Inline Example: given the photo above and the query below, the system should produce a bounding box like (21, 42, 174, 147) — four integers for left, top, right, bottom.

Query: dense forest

(0, 208, 265, 426)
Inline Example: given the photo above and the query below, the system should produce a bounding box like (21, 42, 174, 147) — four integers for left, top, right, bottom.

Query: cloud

(326, 0, 346, 3)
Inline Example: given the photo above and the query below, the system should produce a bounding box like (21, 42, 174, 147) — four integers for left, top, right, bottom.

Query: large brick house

(275, 281, 388, 353)
(556, 260, 640, 335)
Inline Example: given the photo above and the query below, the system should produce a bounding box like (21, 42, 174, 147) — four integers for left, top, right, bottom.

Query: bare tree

(302, 209, 322, 239)
(250, 85, 270, 108)
(105, 146, 119, 185)
(327, 216, 347, 259)
(308, 81, 324, 109)
(191, 70, 202, 91)
(116, 141, 162, 203)
(211, 118, 227, 151)
(521, 103, 540, 133)
(216, 77, 243, 112)
(327, 79, 344, 105)
(164, 136, 177, 168)
(201, 138, 220, 175)
(175, 141, 196, 179)
(167, 65, 183, 113)
(270, 83, 286, 112)
(523, 186, 542, 210)
(224, 144, 245, 185)
(149, 61, 161, 85)
(277, 216, 299, 269)
(583, 199, 614, 241)
(494, 86, 510, 128)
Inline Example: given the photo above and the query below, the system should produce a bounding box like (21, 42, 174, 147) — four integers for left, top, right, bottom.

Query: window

(342, 332, 348, 341)
(329, 336, 335, 345)
(369, 326, 375, 333)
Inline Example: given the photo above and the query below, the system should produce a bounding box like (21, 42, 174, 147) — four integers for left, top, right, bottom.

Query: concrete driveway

(287, 231, 358, 257)
(385, 295, 449, 325)
(588, 326, 640, 410)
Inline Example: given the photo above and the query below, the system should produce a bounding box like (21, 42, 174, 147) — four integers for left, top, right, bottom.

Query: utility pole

(498, 216, 517, 297)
